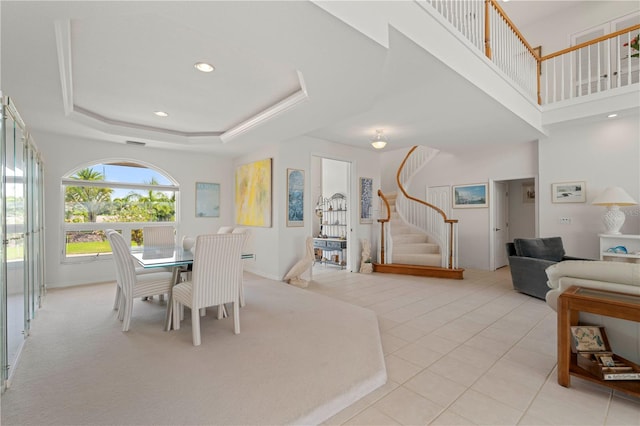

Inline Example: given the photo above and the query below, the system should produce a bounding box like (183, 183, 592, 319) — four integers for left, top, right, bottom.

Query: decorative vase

(182, 236, 195, 251)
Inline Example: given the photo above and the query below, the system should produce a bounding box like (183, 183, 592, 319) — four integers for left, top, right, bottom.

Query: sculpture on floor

(360, 239, 373, 273)
(283, 237, 315, 288)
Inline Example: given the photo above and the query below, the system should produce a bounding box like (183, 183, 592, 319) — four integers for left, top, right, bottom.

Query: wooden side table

(557, 286, 640, 398)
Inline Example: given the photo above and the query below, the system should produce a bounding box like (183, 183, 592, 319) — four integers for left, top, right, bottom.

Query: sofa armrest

(562, 256, 594, 261)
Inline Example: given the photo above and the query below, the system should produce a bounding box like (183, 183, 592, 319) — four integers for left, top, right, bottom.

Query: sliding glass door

(1, 95, 45, 392)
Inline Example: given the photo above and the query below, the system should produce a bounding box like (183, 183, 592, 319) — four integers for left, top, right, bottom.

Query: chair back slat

(107, 230, 137, 297)
(143, 226, 176, 247)
(192, 234, 244, 307)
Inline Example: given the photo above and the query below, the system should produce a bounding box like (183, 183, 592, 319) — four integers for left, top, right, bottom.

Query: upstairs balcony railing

(420, 0, 639, 105)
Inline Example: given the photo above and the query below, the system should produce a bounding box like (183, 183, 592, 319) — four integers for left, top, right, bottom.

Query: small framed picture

(522, 182, 535, 203)
(286, 168, 304, 227)
(552, 181, 586, 203)
(359, 177, 373, 223)
(195, 182, 220, 217)
(452, 183, 488, 208)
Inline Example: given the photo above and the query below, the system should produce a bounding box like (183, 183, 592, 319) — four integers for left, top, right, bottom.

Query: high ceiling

(0, 1, 592, 156)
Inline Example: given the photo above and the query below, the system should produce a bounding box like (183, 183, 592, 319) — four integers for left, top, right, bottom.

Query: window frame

(60, 160, 180, 264)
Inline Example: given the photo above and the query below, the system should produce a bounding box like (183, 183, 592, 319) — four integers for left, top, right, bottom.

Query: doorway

(490, 178, 536, 270)
(311, 156, 352, 273)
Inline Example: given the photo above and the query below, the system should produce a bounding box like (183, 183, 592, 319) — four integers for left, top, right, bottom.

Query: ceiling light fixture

(371, 129, 388, 149)
(607, 113, 618, 118)
(194, 62, 215, 73)
(154, 111, 169, 117)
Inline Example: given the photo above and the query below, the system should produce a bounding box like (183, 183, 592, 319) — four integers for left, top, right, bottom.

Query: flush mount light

(371, 129, 388, 149)
(607, 113, 618, 118)
(154, 111, 169, 117)
(194, 62, 215, 73)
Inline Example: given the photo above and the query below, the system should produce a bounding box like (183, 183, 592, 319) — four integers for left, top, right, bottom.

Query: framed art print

(195, 182, 220, 217)
(286, 168, 304, 227)
(235, 158, 272, 227)
(552, 181, 586, 203)
(453, 183, 488, 208)
(359, 177, 373, 224)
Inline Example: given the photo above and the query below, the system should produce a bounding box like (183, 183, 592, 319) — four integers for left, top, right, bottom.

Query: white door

(493, 182, 509, 269)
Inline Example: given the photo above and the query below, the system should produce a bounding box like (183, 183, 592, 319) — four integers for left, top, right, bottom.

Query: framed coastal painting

(235, 158, 272, 227)
(359, 177, 373, 223)
(452, 183, 488, 208)
(195, 182, 220, 217)
(286, 168, 304, 227)
(551, 181, 586, 203)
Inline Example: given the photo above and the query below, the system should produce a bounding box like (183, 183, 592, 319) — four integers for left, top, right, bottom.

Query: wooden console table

(557, 286, 640, 398)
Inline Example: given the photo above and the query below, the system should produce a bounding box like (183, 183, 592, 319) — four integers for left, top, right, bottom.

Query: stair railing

(376, 190, 391, 264)
(540, 25, 640, 105)
(395, 146, 459, 269)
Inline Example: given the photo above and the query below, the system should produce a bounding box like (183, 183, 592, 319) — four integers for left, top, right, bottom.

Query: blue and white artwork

(453, 183, 488, 208)
(287, 169, 304, 226)
(360, 177, 373, 223)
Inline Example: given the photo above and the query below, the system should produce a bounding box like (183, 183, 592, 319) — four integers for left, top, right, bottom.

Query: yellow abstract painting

(235, 158, 272, 227)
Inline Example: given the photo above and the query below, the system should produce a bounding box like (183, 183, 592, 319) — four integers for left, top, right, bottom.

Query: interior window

(61, 161, 179, 262)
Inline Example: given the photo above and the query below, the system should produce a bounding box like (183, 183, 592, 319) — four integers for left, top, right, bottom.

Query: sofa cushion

(514, 237, 565, 261)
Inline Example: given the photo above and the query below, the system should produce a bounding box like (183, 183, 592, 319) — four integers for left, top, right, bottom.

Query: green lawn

(66, 241, 112, 255)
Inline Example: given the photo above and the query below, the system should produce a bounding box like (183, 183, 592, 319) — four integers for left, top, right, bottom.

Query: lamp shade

(371, 129, 387, 149)
(592, 186, 637, 206)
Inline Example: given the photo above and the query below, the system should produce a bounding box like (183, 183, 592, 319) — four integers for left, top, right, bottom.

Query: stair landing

(373, 263, 464, 279)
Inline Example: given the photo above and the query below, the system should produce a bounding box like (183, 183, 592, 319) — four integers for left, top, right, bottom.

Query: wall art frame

(286, 168, 304, 227)
(551, 181, 586, 203)
(359, 177, 373, 224)
(195, 182, 220, 217)
(452, 183, 488, 208)
(235, 158, 272, 227)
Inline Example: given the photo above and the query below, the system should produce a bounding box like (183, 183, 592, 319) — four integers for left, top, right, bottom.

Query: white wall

(35, 131, 235, 288)
(518, 2, 640, 54)
(508, 179, 536, 240)
(538, 114, 640, 259)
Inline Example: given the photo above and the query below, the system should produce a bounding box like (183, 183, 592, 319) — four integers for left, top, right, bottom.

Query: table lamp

(592, 186, 637, 234)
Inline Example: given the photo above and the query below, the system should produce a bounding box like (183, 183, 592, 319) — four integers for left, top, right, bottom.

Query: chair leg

(200, 307, 206, 317)
(233, 301, 240, 334)
(113, 286, 121, 310)
(122, 298, 133, 332)
(172, 299, 181, 330)
(117, 295, 125, 320)
(159, 294, 165, 302)
(192, 307, 201, 346)
(239, 281, 245, 307)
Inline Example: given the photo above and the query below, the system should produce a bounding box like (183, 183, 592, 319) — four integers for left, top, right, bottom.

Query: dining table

(131, 246, 254, 331)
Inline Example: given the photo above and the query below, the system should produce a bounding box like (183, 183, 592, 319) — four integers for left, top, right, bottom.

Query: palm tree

(65, 168, 113, 222)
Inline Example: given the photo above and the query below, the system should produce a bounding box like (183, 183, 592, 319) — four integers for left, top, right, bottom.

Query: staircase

(374, 146, 464, 280)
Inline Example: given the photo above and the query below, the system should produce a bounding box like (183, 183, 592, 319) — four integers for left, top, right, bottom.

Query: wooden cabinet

(599, 234, 640, 263)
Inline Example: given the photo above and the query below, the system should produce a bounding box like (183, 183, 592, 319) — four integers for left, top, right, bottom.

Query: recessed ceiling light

(194, 62, 215, 73)
(154, 111, 169, 117)
(607, 113, 618, 118)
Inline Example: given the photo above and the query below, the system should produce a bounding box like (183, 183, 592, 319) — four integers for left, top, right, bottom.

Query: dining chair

(232, 227, 251, 307)
(105, 229, 122, 311)
(171, 233, 245, 346)
(143, 225, 175, 247)
(108, 230, 174, 331)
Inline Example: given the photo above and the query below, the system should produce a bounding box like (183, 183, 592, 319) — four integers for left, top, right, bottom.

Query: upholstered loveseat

(506, 237, 590, 300)
(545, 260, 640, 363)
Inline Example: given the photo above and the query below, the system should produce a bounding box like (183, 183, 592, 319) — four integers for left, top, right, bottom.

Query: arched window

(61, 160, 179, 262)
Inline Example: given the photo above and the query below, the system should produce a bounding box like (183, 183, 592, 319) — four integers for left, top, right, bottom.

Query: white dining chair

(108, 230, 174, 331)
(143, 225, 175, 247)
(171, 233, 245, 346)
(232, 227, 251, 307)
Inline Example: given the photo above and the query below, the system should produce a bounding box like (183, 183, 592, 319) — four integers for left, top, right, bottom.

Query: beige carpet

(1, 273, 386, 425)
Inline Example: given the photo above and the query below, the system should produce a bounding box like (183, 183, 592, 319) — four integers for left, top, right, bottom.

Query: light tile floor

(307, 265, 640, 426)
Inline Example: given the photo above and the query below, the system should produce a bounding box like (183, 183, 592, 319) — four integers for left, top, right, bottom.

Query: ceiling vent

(125, 140, 146, 147)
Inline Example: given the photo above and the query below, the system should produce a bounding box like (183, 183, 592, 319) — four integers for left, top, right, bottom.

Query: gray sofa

(505, 237, 591, 300)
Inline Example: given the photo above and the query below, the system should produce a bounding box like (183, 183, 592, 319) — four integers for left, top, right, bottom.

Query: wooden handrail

(377, 189, 390, 223)
(487, 0, 542, 61)
(541, 24, 640, 62)
(396, 147, 452, 222)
